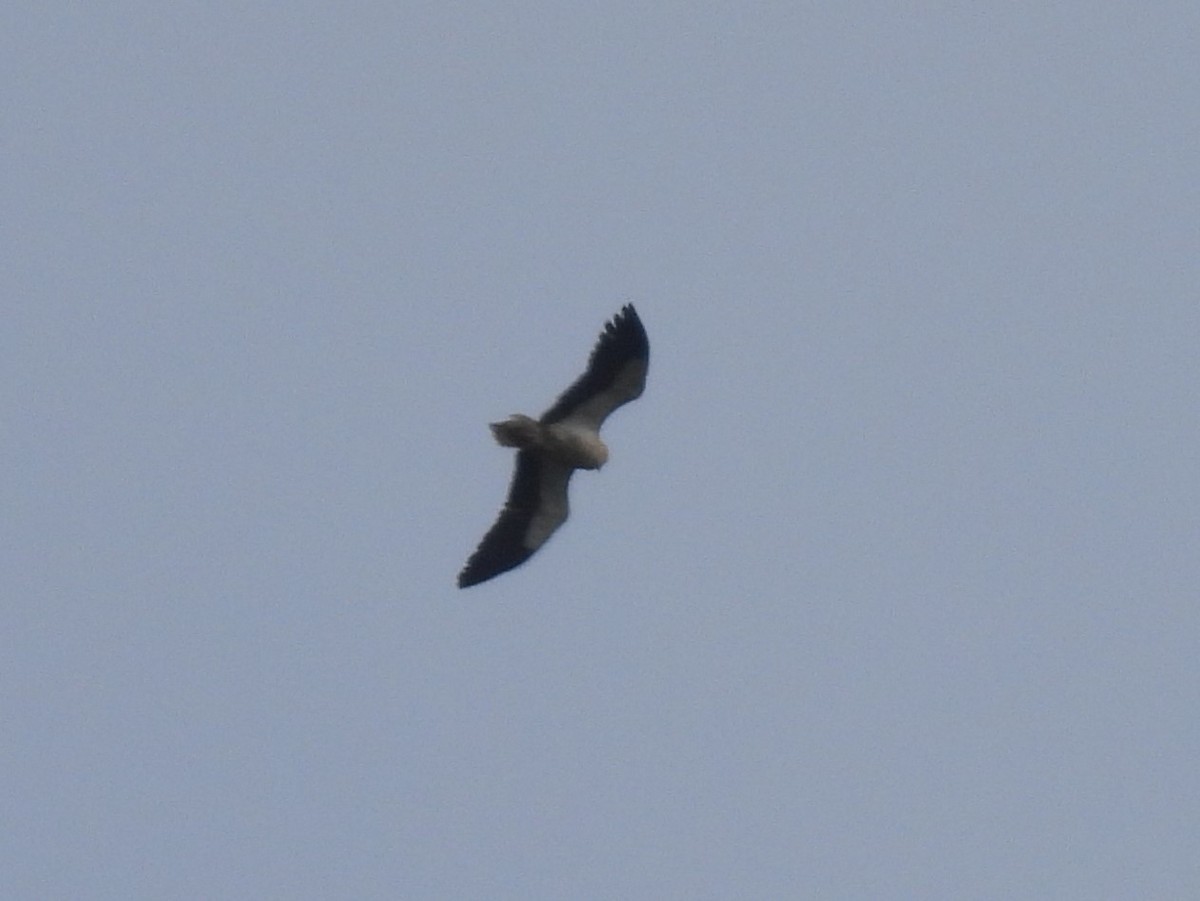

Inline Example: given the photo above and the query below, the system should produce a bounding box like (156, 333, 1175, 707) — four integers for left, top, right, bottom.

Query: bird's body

(490, 415, 609, 470)
(458, 305, 649, 588)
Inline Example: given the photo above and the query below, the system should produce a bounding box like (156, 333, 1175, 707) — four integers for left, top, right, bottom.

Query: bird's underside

(457, 304, 649, 588)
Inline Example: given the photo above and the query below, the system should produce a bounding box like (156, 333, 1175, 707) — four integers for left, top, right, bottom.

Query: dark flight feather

(540, 304, 649, 424)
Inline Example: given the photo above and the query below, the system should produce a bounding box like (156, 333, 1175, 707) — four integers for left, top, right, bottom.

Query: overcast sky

(5, 3, 1198, 898)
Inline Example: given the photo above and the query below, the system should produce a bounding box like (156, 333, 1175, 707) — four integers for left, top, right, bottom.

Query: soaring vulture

(458, 305, 649, 588)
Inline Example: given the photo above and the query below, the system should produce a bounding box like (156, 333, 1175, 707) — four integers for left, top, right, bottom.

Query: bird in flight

(458, 305, 650, 588)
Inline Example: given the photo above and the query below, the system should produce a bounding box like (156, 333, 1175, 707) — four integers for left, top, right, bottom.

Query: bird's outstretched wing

(457, 451, 573, 588)
(540, 304, 649, 429)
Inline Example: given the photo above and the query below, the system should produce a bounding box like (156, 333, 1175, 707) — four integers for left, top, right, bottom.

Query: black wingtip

(457, 452, 544, 589)
(457, 546, 534, 588)
(609, 304, 648, 360)
(538, 304, 650, 425)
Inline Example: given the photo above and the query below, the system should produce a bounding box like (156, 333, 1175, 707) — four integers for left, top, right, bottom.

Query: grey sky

(5, 3, 1198, 898)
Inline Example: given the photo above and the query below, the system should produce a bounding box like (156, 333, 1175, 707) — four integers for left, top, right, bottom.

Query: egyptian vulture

(458, 304, 649, 588)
